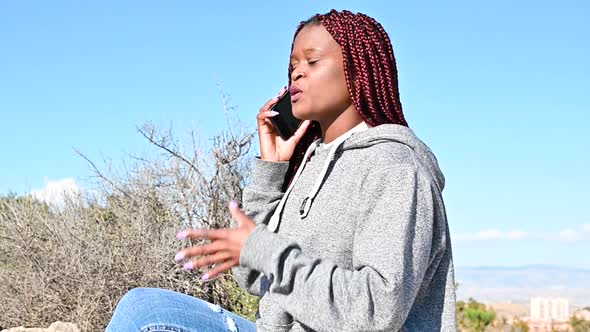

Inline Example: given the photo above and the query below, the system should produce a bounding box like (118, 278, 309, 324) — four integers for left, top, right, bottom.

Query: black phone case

(269, 90, 302, 140)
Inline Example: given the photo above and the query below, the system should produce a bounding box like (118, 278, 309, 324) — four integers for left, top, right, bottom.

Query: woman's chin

(292, 106, 312, 121)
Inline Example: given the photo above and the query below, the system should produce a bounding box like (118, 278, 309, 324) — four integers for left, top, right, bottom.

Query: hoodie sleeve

(239, 163, 444, 330)
(231, 157, 289, 296)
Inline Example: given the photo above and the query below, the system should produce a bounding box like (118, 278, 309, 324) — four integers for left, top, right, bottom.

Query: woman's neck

(319, 105, 364, 144)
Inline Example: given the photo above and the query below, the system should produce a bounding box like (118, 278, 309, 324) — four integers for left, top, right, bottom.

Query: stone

(1, 322, 79, 332)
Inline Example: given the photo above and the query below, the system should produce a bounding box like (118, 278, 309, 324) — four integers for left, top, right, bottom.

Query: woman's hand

(257, 87, 311, 162)
(174, 201, 256, 281)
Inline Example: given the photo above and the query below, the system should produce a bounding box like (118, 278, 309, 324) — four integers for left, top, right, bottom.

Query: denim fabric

(106, 287, 256, 332)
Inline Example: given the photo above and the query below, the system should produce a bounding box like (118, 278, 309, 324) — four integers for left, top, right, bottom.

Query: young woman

(107, 9, 456, 332)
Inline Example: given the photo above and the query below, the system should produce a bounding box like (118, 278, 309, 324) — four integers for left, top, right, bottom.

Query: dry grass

(0, 100, 259, 331)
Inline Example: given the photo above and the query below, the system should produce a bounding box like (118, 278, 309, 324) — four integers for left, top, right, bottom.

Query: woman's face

(289, 24, 352, 123)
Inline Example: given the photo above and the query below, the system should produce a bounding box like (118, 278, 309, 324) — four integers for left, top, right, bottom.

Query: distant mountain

(455, 265, 590, 306)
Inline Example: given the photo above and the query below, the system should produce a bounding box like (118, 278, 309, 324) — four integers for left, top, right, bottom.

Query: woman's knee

(108, 287, 255, 332)
(114, 287, 161, 312)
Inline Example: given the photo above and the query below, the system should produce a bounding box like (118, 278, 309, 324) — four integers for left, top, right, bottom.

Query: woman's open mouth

(290, 85, 303, 102)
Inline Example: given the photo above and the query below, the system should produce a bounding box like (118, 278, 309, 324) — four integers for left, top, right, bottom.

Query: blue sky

(0, 1, 588, 269)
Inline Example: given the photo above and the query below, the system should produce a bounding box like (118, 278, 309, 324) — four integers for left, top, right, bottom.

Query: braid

(283, 10, 407, 189)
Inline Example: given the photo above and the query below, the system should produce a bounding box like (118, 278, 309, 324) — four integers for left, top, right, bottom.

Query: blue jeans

(106, 287, 256, 332)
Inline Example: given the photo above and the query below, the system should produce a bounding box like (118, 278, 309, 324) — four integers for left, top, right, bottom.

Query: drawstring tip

(299, 197, 312, 219)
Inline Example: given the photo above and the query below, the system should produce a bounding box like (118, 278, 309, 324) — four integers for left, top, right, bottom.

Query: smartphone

(268, 90, 302, 141)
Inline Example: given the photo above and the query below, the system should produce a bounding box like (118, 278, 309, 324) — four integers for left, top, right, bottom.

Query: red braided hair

(283, 9, 408, 190)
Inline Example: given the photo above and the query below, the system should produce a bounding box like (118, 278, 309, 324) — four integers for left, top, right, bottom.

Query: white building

(529, 297, 569, 321)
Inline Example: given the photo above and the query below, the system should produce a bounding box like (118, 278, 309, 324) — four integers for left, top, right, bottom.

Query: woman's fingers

(175, 240, 226, 262)
(277, 85, 288, 97)
(228, 201, 251, 228)
(256, 110, 279, 121)
(288, 120, 311, 144)
(183, 251, 233, 271)
(200, 260, 238, 281)
(257, 100, 280, 137)
(257, 87, 288, 123)
(258, 87, 286, 115)
(177, 228, 230, 241)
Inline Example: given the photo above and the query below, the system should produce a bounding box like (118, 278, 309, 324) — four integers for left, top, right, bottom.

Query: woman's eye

(308, 59, 318, 65)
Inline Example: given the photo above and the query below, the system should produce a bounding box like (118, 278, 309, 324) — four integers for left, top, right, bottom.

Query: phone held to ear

(269, 90, 302, 141)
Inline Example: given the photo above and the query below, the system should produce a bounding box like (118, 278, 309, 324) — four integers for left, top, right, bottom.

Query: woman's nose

(291, 70, 305, 82)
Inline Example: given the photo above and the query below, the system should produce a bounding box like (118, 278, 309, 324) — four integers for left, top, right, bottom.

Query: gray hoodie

(232, 124, 457, 331)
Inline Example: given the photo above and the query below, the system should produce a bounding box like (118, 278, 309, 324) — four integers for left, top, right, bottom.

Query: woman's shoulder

(339, 129, 445, 190)
(340, 123, 444, 183)
(341, 139, 419, 170)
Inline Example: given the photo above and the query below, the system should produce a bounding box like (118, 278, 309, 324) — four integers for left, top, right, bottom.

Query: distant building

(530, 297, 570, 321)
(526, 319, 570, 332)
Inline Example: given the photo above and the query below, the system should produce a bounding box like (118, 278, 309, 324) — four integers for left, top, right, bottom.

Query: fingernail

(176, 231, 187, 240)
(229, 201, 238, 209)
(183, 262, 194, 270)
(200, 273, 209, 282)
(268, 111, 279, 116)
(174, 252, 185, 262)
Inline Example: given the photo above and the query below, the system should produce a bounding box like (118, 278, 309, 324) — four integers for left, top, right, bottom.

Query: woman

(107, 9, 456, 332)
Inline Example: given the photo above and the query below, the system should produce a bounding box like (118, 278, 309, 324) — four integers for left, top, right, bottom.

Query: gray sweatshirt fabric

(232, 124, 457, 331)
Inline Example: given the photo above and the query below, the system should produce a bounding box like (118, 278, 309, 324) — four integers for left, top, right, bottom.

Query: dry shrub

(0, 98, 259, 331)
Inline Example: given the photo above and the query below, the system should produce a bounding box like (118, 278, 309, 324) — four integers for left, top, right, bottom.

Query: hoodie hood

(341, 124, 445, 192)
(267, 122, 445, 233)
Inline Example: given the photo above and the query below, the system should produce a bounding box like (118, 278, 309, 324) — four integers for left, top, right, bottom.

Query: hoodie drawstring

(267, 122, 369, 232)
(267, 139, 320, 232)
